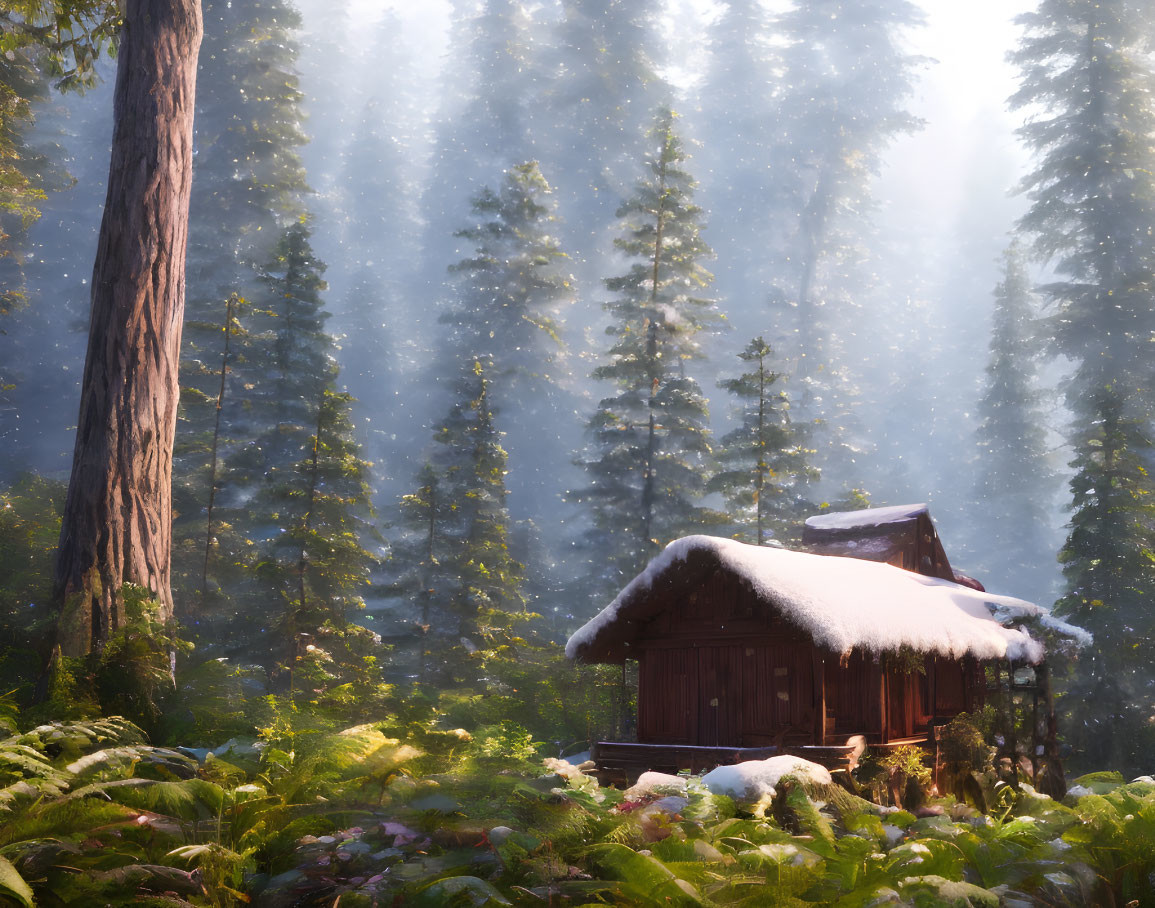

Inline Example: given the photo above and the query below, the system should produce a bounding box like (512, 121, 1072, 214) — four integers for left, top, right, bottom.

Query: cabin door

(698, 647, 742, 746)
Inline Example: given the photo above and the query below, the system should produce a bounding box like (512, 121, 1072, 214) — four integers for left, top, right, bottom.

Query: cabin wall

(631, 564, 991, 748)
(824, 652, 884, 740)
(637, 642, 817, 747)
(635, 567, 820, 747)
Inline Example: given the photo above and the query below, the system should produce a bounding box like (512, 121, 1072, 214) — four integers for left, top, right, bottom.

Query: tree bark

(54, 0, 203, 656)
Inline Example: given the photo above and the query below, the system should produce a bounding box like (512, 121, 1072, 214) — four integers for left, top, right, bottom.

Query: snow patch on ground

(701, 755, 832, 802)
(624, 771, 689, 800)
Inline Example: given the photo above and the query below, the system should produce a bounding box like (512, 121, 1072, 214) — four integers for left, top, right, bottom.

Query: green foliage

(441, 161, 574, 443)
(387, 359, 528, 690)
(1012, 0, 1155, 776)
(572, 108, 723, 596)
(1, 694, 1152, 906)
(0, 1, 120, 91)
(1053, 387, 1155, 773)
(0, 475, 64, 703)
(971, 243, 1057, 596)
(92, 585, 188, 735)
(174, 0, 319, 675)
(0, 2, 117, 329)
(709, 337, 817, 547)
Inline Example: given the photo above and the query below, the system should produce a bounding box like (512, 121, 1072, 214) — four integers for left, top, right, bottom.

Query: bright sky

(891, 0, 1035, 206)
(344, 0, 1038, 275)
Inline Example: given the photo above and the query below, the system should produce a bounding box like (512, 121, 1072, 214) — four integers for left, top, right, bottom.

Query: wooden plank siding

(630, 562, 987, 750)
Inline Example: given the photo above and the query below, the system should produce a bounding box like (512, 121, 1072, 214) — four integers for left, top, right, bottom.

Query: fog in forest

(0, 0, 1062, 615)
(11, 4, 1155, 901)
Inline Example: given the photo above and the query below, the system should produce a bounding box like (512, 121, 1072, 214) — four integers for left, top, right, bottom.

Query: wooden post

(1031, 680, 1040, 785)
(880, 663, 889, 745)
(1004, 660, 1018, 769)
(928, 655, 937, 732)
(813, 651, 826, 746)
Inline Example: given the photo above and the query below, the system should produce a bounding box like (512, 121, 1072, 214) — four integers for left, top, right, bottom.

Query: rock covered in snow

(624, 771, 688, 800)
(701, 755, 832, 803)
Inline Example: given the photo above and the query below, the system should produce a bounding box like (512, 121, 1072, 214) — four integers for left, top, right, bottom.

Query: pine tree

(261, 389, 383, 715)
(171, 292, 256, 643)
(573, 110, 721, 593)
(1054, 389, 1155, 771)
(1011, 0, 1155, 772)
(386, 462, 458, 680)
(233, 216, 335, 542)
(413, 359, 527, 687)
(441, 161, 575, 523)
(0, 48, 52, 322)
(178, 217, 337, 662)
(173, 0, 314, 631)
(709, 338, 816, 547)
(185, 0, 309, 300)
(972, 244, 1058, 599)
(178, 0, 311, 462)
(439, 363, 525, 616)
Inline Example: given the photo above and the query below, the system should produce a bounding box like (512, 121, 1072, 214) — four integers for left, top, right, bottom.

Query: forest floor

(1, 714, 1151, 907)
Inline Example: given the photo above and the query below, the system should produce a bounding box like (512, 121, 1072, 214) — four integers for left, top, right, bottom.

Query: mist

(3, 0, 1101, 704)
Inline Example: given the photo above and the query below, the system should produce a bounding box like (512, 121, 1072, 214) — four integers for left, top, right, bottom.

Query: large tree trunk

(54, 0, 203, 657)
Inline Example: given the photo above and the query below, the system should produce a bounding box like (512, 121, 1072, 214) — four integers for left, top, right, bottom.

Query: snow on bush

(624, 771, 689, 800)
(701, 754, 832, 802)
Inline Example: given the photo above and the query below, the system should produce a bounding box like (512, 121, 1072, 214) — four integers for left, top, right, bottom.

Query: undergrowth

(2, 709, 1154, 906)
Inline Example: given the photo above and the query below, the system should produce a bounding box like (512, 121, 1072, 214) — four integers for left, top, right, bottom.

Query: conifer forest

(5, 0, 1155, 904)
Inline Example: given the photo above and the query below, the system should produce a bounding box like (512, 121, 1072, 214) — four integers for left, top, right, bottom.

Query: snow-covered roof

(804, 503, 928, 531)
(566, 535, 1090, 665)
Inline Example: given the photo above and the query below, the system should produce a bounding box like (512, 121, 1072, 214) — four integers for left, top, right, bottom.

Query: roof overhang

(567, 536, 1090, 666)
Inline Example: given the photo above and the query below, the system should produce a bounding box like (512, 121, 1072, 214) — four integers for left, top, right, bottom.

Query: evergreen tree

(436, 361, 525, 633)
(972, 244, 1058, 599)
(1054, 388, 1155, 771)
(173, 0, 315, 631)
(573, 111, 721, 594)
(393, 359, 526, 687)
(386, 462, 458, 680)
(1011, 0, 1155, 772)
(176, 217, 337, 661)
(441, 161, 575, 524)
(0, 48, 51, 321)
(773, 0, 925, 482)
(536, 0, 671, 300)
(232, 216, 335, 544)
(171, 292, 256, 641)
(185, 0, 309, 302)
(261, 389, 383, 715)
(419, 0, 545, 291)
(709, 338, 816, 547)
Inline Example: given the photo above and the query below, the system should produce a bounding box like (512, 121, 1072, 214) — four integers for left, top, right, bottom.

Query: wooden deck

(591, 739, 862, 786)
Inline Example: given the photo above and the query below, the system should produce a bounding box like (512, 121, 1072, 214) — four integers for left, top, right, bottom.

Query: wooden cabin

(568, 506, 1085, 777)
(803, 503, 959, 583)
